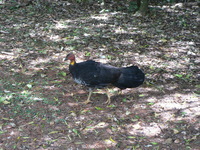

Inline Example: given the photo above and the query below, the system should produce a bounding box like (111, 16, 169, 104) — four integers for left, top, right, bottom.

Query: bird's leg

(82, 88, 92, 104)
(105, 88, 111, 104)
(117, 89, 122, 95)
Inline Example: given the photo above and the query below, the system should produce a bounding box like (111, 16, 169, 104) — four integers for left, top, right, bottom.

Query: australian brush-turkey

(65, 53, 145, 104)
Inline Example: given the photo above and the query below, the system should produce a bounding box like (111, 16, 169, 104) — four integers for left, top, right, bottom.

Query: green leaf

(58, 71, 66, 77)
(151, 142, 158, 145)
(65, 40, 73, 45)
(109, 136, 117, 143)
(0, 97, 6, 103)
(0, 97, 10, 104)
(139, 94, 145, 97)
(28, 121, 34, 125)
(195, 85, 200, 88)
(131, 119, 139, 122)
(147, 102, 154, 105)
(38, 50, 47, 54)
(161, 38, 167, 42)
(95, 107, 104, 110)
(122, 98, 127, 102)
(48, 131, 59, 134)
(185, 74, 192, 79)
(181, 111, 187, 116)
(0, 131, 6, 135)
(149, 66, 154, 70)
(135, 115, 140, 119)
(2, 118, 10, 121)
(107, 105, 116, 108)
(127, 136, 136, 139)
(72, 129, 79, 134)
(22, 137, 30, 139)
(85, 52, 91, 56)
(175, 74, 183, 78)
(106, 55, 112, 60)
(3, 100, 10, 104)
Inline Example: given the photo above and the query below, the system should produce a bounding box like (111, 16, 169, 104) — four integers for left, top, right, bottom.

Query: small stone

(188, 42, 195, 45)
(174, 139, 180, 143)
(164, 138, 173, 144)
(50, 121, 54, 125)
(5, 123, 16, 129)
(173, 128, 179, 134)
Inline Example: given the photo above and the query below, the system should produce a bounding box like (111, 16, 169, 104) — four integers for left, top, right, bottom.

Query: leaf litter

(0, 1, 199, 149)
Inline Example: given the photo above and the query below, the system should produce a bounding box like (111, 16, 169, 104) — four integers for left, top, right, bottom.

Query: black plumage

(113, 66, 145, 89)
(65, 53, 145, 104)
(69, 60, 121, 88)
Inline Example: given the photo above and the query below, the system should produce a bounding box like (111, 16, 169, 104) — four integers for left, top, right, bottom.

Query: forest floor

(0, 1, 200, 150)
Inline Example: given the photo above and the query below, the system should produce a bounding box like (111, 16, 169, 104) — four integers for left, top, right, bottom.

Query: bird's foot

(105, 88, 112, 104)
(118, 90, 122, 95)
(105, 98, 111, 104)
(82, 99, 92, 104)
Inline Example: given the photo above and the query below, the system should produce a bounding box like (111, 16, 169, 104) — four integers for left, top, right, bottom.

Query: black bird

(113, 66, 145, 89)
(65, 53, 145, 104)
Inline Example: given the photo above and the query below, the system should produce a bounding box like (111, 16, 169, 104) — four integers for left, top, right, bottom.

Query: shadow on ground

(0, 1, 199, 149)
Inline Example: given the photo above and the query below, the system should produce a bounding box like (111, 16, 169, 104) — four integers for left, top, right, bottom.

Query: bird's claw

(105, 99, 111, 104)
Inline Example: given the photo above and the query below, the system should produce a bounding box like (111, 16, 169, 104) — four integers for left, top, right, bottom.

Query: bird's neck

(70, 60, 76, 65)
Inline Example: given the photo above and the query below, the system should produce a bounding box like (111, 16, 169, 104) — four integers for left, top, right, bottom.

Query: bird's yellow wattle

(70, 60, 75, 65)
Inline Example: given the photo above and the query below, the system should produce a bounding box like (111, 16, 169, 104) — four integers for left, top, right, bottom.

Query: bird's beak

(63, 57, 68, 61)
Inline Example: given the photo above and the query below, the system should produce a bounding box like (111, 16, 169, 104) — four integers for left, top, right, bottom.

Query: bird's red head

(65, 53, 76, 65)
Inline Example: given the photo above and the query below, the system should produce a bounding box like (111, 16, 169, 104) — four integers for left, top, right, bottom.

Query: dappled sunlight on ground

(0, 1, 199, 149)
(127, 122, 163, 137)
